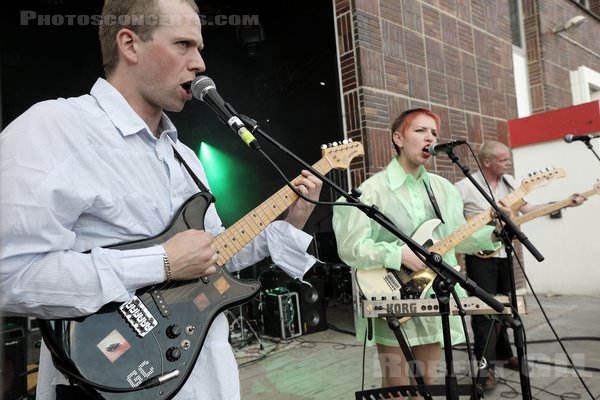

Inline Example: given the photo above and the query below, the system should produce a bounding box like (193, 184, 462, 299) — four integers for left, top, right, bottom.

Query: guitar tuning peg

(320, 144, 327, 150)
(332, 141, 339, 147)
(348, 138, 353, 143)
(342, 139, 348, 144)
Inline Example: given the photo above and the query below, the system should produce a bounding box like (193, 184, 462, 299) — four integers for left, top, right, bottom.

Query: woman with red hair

(333, 108, 505, 397)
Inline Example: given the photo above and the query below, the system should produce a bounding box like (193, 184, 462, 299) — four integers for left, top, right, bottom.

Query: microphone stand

(238, 114, 505, 400)
(580, 139, 600, 163)
(442, 148, 537, 400)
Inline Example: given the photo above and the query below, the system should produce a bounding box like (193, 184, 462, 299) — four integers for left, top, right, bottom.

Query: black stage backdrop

(1, 0, 344, 232)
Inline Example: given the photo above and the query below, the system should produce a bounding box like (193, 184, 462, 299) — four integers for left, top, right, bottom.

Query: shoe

(503, 356, 519, 371)
(483, 368, 497, 391)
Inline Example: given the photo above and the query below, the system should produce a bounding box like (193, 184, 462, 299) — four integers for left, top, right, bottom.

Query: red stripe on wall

(508, 100, 600, 148)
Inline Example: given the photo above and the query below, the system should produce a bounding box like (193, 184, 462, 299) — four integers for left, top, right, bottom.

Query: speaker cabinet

(2, 325, 27, 400)
(288, 280, 328, 335)
(26, 329, 42, 365)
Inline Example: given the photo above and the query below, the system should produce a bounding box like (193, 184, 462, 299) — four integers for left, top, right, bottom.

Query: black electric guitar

(355, 167, 564, 323)
(39, 141, 364, 400)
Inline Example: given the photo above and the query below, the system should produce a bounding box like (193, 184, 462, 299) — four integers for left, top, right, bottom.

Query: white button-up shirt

(0, 78, 315, 399)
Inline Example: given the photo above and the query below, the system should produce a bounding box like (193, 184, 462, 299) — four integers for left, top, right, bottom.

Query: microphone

(191, 76, 257, 147)
(426, 140, 467, 156)
(564, 133, 600, 143)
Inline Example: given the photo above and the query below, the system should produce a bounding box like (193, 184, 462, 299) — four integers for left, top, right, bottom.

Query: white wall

(513, 139, 600, 296)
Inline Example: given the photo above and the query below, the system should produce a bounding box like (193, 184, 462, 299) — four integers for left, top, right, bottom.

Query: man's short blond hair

(478, 140, 509, 161)
(98, 0, 199, 77)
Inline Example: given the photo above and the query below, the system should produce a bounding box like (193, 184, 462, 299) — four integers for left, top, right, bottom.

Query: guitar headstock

(321, 140, 365, 169)
(520, 167, 565, 193)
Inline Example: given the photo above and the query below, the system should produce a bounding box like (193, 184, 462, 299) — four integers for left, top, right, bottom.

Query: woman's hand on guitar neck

(163, 229, 219, 281)
(401, 246, 428, 272)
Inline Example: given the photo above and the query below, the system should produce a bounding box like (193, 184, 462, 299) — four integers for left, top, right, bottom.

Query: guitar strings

(130, 159, 328, 320)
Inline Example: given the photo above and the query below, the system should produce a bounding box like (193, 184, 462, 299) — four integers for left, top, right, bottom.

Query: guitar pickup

(119, 296, 158, 337)
(150, 287, 170, 317)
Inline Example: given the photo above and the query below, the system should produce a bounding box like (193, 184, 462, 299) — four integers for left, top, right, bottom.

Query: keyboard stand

(357, 275, 481, 399)
(385, 316, 434, 400)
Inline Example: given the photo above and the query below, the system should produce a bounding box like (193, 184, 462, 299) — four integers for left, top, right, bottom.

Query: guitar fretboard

(215, 158, 331, 266)
(431, 211, 492, 255)
(396, 185, 539, 283)
(514, 187, 598, 225)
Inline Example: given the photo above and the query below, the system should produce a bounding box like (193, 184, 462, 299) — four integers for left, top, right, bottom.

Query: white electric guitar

(355, 168, 565, 323)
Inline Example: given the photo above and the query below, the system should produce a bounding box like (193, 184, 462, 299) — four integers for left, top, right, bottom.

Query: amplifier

(26, 329, 42, 365)
(260, 290, 302, 339)
(2, 325, 27, 400)
(287, 280, 328, 335)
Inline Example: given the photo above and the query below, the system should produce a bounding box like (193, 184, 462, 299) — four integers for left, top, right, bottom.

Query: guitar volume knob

(166, 347, 181, 362)
(166, 324, 182, 338)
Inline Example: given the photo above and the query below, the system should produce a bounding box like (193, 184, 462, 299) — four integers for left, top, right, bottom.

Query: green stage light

(198, 142, 256, 226)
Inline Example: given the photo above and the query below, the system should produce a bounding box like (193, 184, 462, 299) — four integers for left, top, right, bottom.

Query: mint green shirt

(332, 158, 498, 346)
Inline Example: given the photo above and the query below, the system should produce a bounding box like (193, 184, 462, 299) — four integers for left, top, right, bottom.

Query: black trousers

(465, 255, 514, 369)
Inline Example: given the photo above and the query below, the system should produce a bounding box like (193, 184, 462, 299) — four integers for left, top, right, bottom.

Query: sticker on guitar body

(97, 329, 132, 363)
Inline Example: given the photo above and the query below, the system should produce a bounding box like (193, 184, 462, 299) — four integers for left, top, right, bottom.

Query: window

(509, 0, 532, 116)
(573, 0, 590, 10)
(571, 66, 600, 103)
(509, 0, 524, 48)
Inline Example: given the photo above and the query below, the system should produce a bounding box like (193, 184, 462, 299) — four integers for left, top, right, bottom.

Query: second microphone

(427, 140, 467, 156)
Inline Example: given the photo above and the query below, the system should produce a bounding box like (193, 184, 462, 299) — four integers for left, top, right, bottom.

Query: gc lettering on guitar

(38, 142, 364, 400)
(355, 167, 564, 323)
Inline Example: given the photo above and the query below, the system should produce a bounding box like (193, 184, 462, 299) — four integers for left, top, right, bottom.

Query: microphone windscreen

(191, 76, 215, 100)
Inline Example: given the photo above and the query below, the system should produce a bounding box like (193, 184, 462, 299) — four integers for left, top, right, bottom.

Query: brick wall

(592, 0, 600, 17)
(334, 0, 517, 187)
(332, 0, 600, 292)
(333, 0, 524, 288)
(523, 0, 600, 113)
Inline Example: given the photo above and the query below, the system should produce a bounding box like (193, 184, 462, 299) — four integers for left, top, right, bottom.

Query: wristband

(163, 254, 173, 282)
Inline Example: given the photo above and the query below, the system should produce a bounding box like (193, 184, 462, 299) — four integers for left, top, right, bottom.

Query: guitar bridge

(119, 296, 158, 337)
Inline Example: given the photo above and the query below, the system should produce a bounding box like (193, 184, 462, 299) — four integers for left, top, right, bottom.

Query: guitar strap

(483, 174, 515, 202)
(501, 175, 515, 191)
(424, 180, 445, 224)
(171, 144, 213, 197)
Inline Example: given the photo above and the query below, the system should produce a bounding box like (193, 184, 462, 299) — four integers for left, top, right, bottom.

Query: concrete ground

(236, 293, 600, 399)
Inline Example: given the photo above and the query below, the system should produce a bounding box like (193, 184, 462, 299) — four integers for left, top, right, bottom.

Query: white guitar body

(352, 167, 564, 324)
(355, 218, 442, 302)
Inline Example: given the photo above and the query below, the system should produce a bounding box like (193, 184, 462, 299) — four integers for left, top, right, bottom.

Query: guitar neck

(215, 158, 331, 265)
(514, 188, 597, 225)
(429, 211, 492, 255)
(428, 186, 531, 256)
